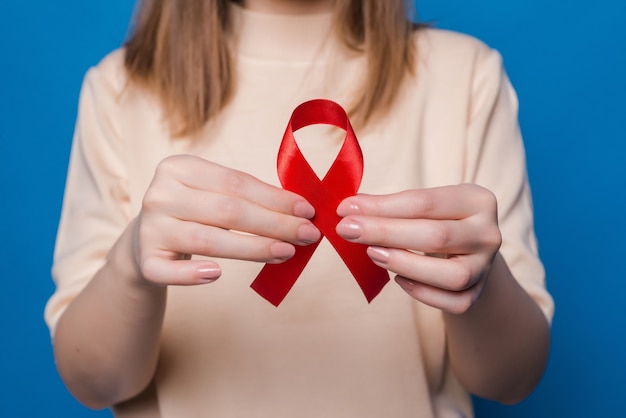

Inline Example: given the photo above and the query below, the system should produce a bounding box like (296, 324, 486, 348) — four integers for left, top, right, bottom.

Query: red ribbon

(251, 99, 390, 306)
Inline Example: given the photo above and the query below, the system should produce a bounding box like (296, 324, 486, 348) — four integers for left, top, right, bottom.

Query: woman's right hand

(133, 154, 321, 286)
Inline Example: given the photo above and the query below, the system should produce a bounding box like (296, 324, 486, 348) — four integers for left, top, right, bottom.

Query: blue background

(0, 0, 624, 416)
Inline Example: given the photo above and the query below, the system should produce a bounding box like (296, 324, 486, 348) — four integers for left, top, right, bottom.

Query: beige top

(46, 5, 554, 418)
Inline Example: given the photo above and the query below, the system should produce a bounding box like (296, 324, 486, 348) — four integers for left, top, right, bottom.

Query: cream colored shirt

(46, 6, 554, 418)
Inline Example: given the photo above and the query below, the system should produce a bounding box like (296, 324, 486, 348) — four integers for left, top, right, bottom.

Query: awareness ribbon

(251, 99, 390, 306)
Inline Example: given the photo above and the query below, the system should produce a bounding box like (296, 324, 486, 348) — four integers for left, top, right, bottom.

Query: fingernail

(395, 276, 416, 291)
(197, 266, 221, 282)
(294, 201, 315, 219)
(336, 220, 362, 240)
(336, 200, 361, 216)
(297, 223, 321, 244)
(270, 242, 296, 260)
(367, 247, 390, 264)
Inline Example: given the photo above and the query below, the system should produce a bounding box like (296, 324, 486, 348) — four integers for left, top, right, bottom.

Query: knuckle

(485, 228, 503, 250)
(410, 191, 436, 216)
(368, 195, 386, 217)
(414, 193, 437, 213)
(141, 187, 166, 211)
(214, 196, 242, 227)
(369, 219, 389, 242)
(139, 256, 160, 282)
(474, 185, 498, 212)
(222, 170, 247, 194)
(143, 157, 187, 211)
(451, 295, 474, 315)
(450, 263, 474, 290)
(156, 155, 183, 175)
(428, 224, 451, 250)
(472, 218, 502, 251)
(189, 228, 219, 255)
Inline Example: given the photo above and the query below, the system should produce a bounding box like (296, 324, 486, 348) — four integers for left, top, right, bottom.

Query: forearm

(53, 218, 166, 409)
(443, 252, 550, 404)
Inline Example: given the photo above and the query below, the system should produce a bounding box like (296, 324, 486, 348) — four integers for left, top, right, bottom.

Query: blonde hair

(125, 0, 418, 136)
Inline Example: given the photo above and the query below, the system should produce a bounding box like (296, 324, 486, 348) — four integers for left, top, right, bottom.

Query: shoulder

(81, 48, 130, 100)
(407, 28, 512, 112)
(412, 28, 504, 82)
(95, 48, 127, 76)
(415, 28, 502, 64)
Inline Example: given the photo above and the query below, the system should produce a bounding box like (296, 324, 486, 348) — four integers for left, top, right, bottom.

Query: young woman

(46, 0, 553, 416)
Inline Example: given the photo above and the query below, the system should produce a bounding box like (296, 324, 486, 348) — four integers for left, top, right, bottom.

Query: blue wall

(0, 1, 624, 416)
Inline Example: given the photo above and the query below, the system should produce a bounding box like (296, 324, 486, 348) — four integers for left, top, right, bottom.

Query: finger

(167, 189, 320, 246)
(141, 257, 222, 286)
(337, 216, 485, 254)
(395, 276, 482, 315)
(155, 155, 315, 218)
(366, 247, 483, 291)
(337, 184, 497, 220)
(160, 220, 298, 263)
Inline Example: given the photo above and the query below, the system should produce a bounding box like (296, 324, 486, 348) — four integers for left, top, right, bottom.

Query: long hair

(125, 0, 417, 136)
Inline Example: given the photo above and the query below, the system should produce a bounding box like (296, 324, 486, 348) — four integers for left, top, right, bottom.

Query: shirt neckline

(231, 3, 335, 63)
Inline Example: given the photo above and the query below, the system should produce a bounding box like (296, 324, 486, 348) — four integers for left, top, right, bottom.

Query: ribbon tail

(324, 232, 390, 303)
(342, 251, 390, 302)
(251, 242, 320, 306)
(311, 198, 390, 303)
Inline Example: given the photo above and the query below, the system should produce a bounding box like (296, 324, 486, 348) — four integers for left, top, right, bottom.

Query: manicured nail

(336, 200, 361, 216)
(294, 201, 315, 219)
(395, 276, 416, 290)
(336, 220, 362, 240)
(367, 247, 390, 264)
(297, 223, 321, 244)
(197, 266, 221, 282)
(270, 242, 296, 260)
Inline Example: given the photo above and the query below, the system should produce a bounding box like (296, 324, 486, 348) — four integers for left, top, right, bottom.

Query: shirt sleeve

(45, 51, 132, 336)
(463, 46, 554, 323)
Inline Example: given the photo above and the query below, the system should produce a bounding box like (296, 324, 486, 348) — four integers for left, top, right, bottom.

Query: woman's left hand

(336, 184, 502, 315)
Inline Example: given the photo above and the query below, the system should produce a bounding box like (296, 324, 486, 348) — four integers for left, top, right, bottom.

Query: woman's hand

(335, 184, 550, 402)
(55, 152, 323, 407)
(133, 154, 321, 286)
(336, 184, 502, 314)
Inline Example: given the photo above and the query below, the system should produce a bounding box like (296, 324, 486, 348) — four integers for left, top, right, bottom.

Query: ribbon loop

(251, 99, 389, 306)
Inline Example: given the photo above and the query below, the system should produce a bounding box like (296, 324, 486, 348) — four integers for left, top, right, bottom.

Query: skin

(336, 187, 550, 403)
(54, 156, 322, 408)
(241, 0, 334, 14)
(53, 0, 550, 409)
